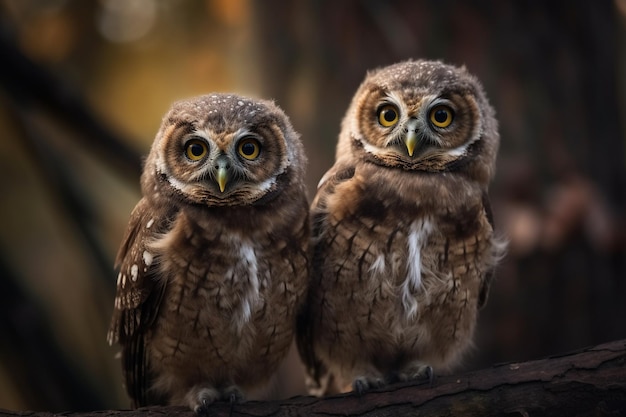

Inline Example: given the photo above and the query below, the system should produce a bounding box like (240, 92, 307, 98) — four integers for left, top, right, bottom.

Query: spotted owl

(297, 60, 506, 396)
(107, 94, 309, 412)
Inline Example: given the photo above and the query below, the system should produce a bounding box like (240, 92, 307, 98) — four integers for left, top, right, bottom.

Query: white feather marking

(446, 143, 469, 157)
(362, 141, 387, 155)
(167, 175, 191, 193)
(446, 137, 478, 157)
(146, 218, 154, 229)
(369, 254, 386, 276)
(116, 272, 122, 286)
(142, 251, 153, 266)
(257, 176, 277, 193)
(317, 169, 333, 189)
(234, 243, 260, 331)
(130, 264, 138, 282)
(402, 219, 433, 320)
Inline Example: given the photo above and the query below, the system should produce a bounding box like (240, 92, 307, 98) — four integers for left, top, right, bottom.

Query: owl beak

(216, 166, 228, 193)
(214, 157, 230, 193)
(405, 130, 418, 157)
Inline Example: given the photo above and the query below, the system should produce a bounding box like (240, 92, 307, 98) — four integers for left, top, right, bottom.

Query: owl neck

(144, 166, 295, 209)
(351, 136, 487, 179)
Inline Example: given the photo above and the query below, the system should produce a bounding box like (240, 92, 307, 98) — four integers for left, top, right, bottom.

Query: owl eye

(377, 104, 400, 127)
(237, 137, 261, 160)
(429, 105, 454, 128)
(185, 138, 209, 161)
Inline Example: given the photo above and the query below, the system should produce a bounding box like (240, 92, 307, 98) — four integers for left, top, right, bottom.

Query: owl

(297, 60, 506, 396)
(107, 94, 309, 413)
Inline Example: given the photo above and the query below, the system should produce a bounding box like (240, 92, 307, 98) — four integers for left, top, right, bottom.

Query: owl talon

(222, 386, 244, 417)
(352, 375, 384, 396)
(194, 398, 213, 416)
(425, 365, 435, 387)
(397, 363, 434, 386)
(189, 387, 220, 415)
(195, 401, 211, 417)
(353, 378, 367, 396)
(222, 385, 244, 403)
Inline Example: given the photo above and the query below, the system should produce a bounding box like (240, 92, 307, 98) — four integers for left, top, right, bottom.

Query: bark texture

(1, 339, 625, 417)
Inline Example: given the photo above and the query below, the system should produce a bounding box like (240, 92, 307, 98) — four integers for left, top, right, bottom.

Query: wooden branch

(2, 339, 625, 417)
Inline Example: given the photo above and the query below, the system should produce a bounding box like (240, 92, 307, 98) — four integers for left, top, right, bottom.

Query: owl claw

(397, 363, 434, 387)
(353, 378, 367, 396)
(425, 365, 435, 387)
(195, 398, 213, 416)
(222, 385, 243, 417)
(222, 385, 244, 403)
(352, 375, 385, 396)
(189, 387, 220, 415)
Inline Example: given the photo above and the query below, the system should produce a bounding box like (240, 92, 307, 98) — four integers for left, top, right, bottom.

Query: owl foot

(222, 385, 244, 403)
(397, 363, 434, 387)
(187, 385, 244, 415)
(221, 385, 244, 417)
(188, 386, 220, 415)
(421, 365, 434, 387)
(352, 375, 385, 396)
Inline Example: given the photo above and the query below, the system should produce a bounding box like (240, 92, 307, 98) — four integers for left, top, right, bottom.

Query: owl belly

(315, 215, 487, 380)
(150, 298, 293, 393)
(148, 240, 299, 399)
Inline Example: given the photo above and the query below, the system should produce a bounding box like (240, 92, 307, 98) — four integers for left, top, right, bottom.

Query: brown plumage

(107, 94, 309, 412)
(297, 60, 506, 395)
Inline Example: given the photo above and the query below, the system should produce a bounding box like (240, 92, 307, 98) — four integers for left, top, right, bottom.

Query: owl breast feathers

(108, 94, 310, 412)
(297, 59, 506, 395)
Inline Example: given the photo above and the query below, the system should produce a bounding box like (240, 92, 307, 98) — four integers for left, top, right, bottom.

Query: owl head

(142, 94, 306, 207)
(338, 59, 499, 184)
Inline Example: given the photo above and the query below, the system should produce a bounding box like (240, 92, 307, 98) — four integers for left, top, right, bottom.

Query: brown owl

(107, 94, 309, 412)
(297, 60, 506, 395)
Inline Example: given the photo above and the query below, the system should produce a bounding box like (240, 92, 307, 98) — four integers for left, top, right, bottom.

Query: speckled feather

(108, 94, 309, 410)
(297, 60, 506, 395)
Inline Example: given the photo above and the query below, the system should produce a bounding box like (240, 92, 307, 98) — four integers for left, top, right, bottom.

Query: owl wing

(297, 161, 356, 396)
(478, 191, 497, 309)
(108, 198, 172, 407)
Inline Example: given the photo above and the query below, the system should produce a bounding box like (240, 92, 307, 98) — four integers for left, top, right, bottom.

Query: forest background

(0, 0, 624, 411)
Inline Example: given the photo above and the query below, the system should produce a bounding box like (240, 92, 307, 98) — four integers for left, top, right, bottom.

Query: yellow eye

(429, 105, 454, 128)
(377, 104, 399, 127)
(185, 138, 208, 161)
(238, 137, 261, 160)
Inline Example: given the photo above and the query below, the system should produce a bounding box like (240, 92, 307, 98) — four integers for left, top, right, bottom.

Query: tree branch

(2, 339, 625, 417)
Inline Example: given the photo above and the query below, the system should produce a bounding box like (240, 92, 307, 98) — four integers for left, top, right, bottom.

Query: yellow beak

(405, 130, 417, 157)
(216, 166, 228, 193)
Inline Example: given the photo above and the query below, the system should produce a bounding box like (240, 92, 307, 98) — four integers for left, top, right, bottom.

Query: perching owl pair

(108, 59, 505, 411)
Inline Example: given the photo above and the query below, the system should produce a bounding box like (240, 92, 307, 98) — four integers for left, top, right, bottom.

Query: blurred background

(0, 0, 625, 412)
